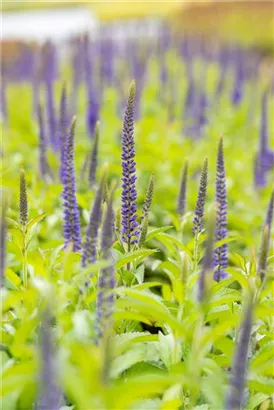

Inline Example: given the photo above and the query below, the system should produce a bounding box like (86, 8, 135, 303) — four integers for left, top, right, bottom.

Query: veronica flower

(197, 206, 215, 302)
(141, 173, 155, 221)
(20, 167, 28, 226)
(94, 189, 115, 343)
(177, 161, 188, 217)
(225, 295, 254, 410)
(256, 89, 274, 181)
(0, 199, 7, 287)
(121, 80, 139, 249)
(231, 51, 244, 106)
(257, 190, 274, 281)
(1, 73, 8, 123)
(88, 121, 100, 187)
(86, 89, 100, 138)
(81, 172, 106, 267)
(61, 117, 82, 252)
(254, 154, 267, 188)
(32, 49, 40, 120)
(71, 37, 82, 114)
(38, 103, 52, 181)
(193, 158, 208, 235)
(36, 309, 61, 410)
(59, 84, 69, 181)
(43, 41, 57, 149)
(213, 138, 228, 281)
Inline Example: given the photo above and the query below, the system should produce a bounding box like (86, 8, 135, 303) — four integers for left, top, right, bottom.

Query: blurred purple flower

(225, 295, 254, 410)
(213, 138, 228, 281)
(61, 117, 82, 252)
(81, 172, 106, 267)
(38, 103, 52, 181)
(88, 121, 100, 187)
(177, 161, 188, 217)
(193, 158, 208, 235)
(121, 80, 139, 248)
(36, 309, 62, 410)
(94, 189, 115, 343)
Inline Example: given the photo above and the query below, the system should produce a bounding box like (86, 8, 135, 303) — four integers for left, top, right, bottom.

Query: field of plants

(1, 19, 274, 410)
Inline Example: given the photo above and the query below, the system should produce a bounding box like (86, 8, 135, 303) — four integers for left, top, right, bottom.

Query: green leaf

(245, 393, 269, 410)
(214, 237, 240, 249)
(6, 218, 22, 231)
(115, 249, 157, 269)
(250, 341, 274, 373)
(114, 310, 153, 326)
(114, 332, 158, 355)
(5, 269, 21, 289)
(145, 226, 173, 242)
(110, 343, 160, 378)
(248, 376, 274, 395)
(226, 267, 248, 288)
(26, 213, 47, 231)
(135, 265, 145, 284)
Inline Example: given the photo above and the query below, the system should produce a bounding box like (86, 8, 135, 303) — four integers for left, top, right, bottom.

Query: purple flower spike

(193, 158, 208, 235)
(121, 80, 139, 249)
(95, 189, 115, 343)
(38, 103, 52, 182)
(86, 89, 100, 138)
(225, 295, 254, 410)
(213, 138, 228, 281)
(59, 84, 69, 181)
(36, 309, 61, 410)
(88, 121, 100, 187)
(177, 161, 188, 217)
(1, 73, 8, 123)
(62, 117, 82, 252)
(81, 172, 106, 268)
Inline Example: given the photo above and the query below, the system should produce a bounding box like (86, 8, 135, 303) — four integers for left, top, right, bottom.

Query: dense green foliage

(1, 57, 274, 410)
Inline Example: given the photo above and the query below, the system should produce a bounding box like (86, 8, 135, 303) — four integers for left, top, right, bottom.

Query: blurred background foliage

(2, 1, 274, 52)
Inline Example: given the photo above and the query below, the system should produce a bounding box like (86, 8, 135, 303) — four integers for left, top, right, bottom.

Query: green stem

(193, 234, 199, 271)
(22, 227, 28, 287)
(126, 240, 131, 273)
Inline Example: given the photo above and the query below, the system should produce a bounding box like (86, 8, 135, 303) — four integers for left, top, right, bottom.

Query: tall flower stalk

(59, 83, 69, 181)
(88, 121, 100, 187)
(20, 167, 29, 286)
(193, 158, 208, 235)
(138, 173, 155, 247)
(121, 80, 139, 250)
(61, 117, 82, 252)
(213, 138, 228, 281)
(38, 103, 52, 181)
(81, 172, 106, 268)
(95, 188, 115, 343)
(20, 167, 28, 227)
(177, 161, 188, 217)
(225, 294, 254, 410)
(36, 309, 61, 410)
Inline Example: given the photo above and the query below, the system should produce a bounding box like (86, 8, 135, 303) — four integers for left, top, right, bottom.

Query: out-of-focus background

(2, 1, 274, 50)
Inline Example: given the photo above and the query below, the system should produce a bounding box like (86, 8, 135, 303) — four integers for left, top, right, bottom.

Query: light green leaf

(5, 268, 21, 289)
(115, 249, 157, 269)
(145, 226, 173, 242)
(26, 213, 47, 231)
(111, 343, 160, 378)
(245, 393, 269, 410)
